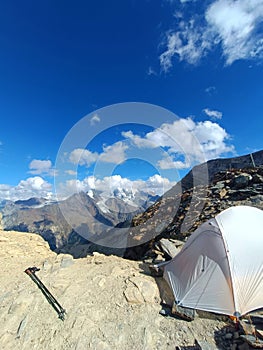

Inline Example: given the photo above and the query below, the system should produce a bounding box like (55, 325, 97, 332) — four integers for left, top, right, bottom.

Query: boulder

(231, 173, 252, 189)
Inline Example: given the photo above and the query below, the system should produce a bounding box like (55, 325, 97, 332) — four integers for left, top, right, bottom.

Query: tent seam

(216, 215, 238, 317)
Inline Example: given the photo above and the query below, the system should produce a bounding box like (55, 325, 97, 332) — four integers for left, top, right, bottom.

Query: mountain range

(0, 188, 158, 251)
(0, 149, 262, 258)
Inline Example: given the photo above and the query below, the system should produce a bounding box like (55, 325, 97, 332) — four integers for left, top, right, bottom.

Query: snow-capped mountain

(0, 188, 159, 251)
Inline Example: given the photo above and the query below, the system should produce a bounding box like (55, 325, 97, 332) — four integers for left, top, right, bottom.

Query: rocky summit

(1, 229, 261, 350)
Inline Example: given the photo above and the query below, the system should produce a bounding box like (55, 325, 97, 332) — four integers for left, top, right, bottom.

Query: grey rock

(231, 173, 252, 189)
(211, 181, 225, 190)
(196, 339, 218, 350)
(158, 238, 180, 258)
(225, 332, 233, 340)
(233, 331, 240, 340)
(237, 342, 250, 350)
(252, 173, 263, 184)
(250, 195, 263, 204)
(60, 254, 74, 268)
(16, 316, 27, 338)
(172, 303, 195, 321)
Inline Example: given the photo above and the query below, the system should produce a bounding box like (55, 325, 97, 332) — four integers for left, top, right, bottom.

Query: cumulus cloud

(90, 113, 101, 125)
(29, 159, 54, 175)
(122, 130, 157, 148)
(0, 184, 11, 199)
(158, 156, 190, 170)
(160, 0, 263, 69)
(122, 117, 235, 168)
(0, 177, 53, 201)
(203, 108, 223, 120)
(60, 174, 175, 199)
(69, 142, 128, 167)
(145, 174, 175, 194)
(69, 148, 98, 166)
(68, 115, 234, 173)
(194, 120, 235, 158)
(99, 141, 128, 164)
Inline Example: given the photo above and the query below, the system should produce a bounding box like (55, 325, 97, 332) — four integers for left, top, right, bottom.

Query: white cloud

(203, 108, 223, 120)
(160, 0, 263, 69)
(61, 179, 87, 194)
(68, 115, 234, 173)
(65, 169, 77, 176)
(206, 0, 263, 65)
(69, 148, 98, 166)
(205, 86, 217, 95)
(17, 176, 51, 192)
(122, 130, 157, 148)
(158, 155, 190, 170)
(0, 177, 53, 201)
(145, 174, 175, 194)
(29, 159, 54, 175)
(60, 174, 175, 198)
(90, 113, 101, 125)
(69, 142, 128, 167)
(0, 184, 11, 198)
(160, 20, 212, 70)
(123, 118, 197, 154)
(194, 120, 235, 158)
(147, 66, 157, 76)
(122, 117, 235, 168)
(99, 141, 128, 164)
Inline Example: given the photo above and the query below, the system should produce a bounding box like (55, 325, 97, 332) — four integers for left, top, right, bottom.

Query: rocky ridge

(125, 166, 263, 260)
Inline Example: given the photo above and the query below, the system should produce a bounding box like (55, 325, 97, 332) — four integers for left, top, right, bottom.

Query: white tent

(163, 206, 263, 317)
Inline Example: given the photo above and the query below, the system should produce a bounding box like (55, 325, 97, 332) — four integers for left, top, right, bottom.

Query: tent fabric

(163, 206, 263, 317)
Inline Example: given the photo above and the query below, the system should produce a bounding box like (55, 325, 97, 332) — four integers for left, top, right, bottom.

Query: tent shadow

(213, 324, 238, 349)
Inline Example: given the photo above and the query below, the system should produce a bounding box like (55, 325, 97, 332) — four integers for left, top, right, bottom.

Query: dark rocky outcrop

(125, 150, 263, 260)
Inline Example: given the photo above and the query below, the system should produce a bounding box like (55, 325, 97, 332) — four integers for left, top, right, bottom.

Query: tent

(163, 205, 263, 317)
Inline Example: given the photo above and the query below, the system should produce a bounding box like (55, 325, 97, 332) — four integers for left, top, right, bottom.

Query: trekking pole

(25, 267, 66, 321)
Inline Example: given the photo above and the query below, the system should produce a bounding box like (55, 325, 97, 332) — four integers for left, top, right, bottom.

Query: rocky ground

(1, 229, 261, 350)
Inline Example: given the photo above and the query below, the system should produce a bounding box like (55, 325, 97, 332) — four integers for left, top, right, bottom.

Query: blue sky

(0, 0, 262, 200)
